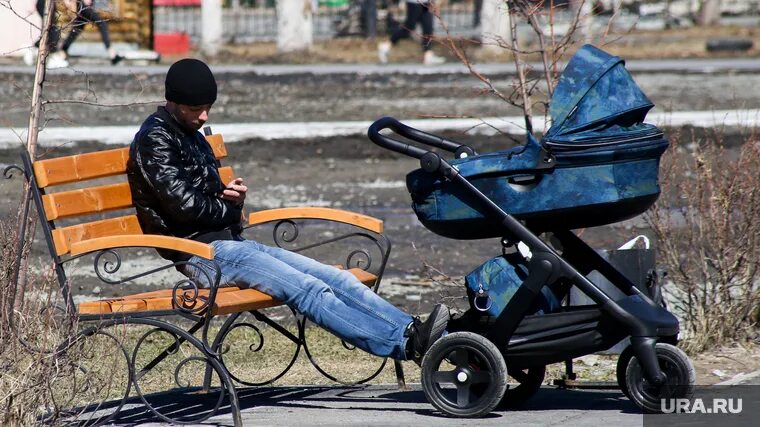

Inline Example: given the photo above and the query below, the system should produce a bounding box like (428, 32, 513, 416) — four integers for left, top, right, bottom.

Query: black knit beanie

(165, 58, 217, 106)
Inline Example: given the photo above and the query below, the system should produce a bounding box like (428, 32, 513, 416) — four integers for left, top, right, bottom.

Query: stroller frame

(369, 117, 688, 416)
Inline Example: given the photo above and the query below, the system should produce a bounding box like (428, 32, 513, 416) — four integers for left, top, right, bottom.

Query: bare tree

(647, 131, 759, 352)
(435, 0, 593, 134)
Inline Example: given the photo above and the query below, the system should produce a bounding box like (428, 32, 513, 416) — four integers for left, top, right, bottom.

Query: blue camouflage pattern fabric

(545, 44, 654, 141)
(406, 44, 669, 239)
(465, 252, 561, 317)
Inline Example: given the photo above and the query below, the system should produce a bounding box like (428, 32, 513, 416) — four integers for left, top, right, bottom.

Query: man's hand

(219, 177, 247, 206)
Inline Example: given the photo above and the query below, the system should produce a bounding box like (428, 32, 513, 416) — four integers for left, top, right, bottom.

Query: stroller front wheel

(420, 332, 507, 417)
(616, 346, 635, 399)
(623, 342, 695, 413)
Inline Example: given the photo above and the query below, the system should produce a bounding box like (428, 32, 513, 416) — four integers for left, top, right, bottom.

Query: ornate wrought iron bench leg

(124, 318, 243, 426)
(132, 319, 205, 381)
(206, 307, 303, 388)
(204, 312, 242, 392)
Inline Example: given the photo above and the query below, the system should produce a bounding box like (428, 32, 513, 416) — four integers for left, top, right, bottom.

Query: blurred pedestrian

(360, 0, 377, 38)
(59, 0, 124, 65)
(472, 0, 482, 28)
(24, 0, 68, 68)
(377, 0, 445, 65)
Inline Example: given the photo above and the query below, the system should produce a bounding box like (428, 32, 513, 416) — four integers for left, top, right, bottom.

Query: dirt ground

(557, 342, 760, 386)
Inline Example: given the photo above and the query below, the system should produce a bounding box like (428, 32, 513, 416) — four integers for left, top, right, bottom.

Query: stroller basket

(405, 45, 668, 239)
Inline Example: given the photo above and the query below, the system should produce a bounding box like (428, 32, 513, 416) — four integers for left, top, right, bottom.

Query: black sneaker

(111, 54, 125, 65)
(405, 304, 449, 364)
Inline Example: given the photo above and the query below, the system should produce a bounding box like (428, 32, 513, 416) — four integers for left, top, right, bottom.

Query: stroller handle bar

(367, 117, 477, 160)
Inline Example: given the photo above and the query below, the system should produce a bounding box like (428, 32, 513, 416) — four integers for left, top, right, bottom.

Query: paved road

(99, 370, 760, 426)
(109, 384, 645, 426)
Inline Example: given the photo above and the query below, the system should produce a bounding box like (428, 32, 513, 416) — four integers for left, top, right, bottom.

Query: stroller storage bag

(465, 252, 561, 318)
(406, 45, 669, 239)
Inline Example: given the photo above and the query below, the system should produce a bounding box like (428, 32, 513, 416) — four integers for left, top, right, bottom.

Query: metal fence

(153, 0, 479, 43)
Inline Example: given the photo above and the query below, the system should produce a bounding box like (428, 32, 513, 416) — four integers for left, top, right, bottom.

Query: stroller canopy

(544, 45, 658, 148)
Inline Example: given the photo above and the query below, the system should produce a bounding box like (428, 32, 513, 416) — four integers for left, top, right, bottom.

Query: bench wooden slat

(218, 166, 234, 187)
(51, 214, 143, 256)
(33, 135, 228, 188)
(78, 301, 111, 315)
(110, 299, 147, 313)
(40, 167, 236, 222)
(33, 147, 129, 188)
(78, 268, 378, 315)
(212, 289, 282, 315)
(42, 182, 133, 221)
(347, 268, 377, 285)
(118, 286, 240, 301)
(205, 134, 227, 159)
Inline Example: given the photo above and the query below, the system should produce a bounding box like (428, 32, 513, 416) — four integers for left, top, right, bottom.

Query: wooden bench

(14, 130, 394, 426)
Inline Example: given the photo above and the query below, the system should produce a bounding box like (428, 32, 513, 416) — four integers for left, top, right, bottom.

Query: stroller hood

(544, 44, 659, 149)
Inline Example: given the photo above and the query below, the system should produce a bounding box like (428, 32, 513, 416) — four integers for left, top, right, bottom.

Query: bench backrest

(30, 132, 233, 259)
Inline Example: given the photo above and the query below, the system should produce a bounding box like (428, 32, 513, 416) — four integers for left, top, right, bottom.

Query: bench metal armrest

(70, 234, 223, 327)
(245, 207, 391, 292)
(69, 234, 214, 259)
(247, 207, 384, 234)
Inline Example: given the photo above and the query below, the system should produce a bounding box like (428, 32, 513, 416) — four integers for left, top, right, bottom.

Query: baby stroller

(368, 45, 695, 417)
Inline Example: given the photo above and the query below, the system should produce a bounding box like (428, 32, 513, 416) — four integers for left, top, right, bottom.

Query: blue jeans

(181, 239, 413, 360)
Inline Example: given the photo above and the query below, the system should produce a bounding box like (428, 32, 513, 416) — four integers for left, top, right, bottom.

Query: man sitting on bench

(126, 58, 448, 363)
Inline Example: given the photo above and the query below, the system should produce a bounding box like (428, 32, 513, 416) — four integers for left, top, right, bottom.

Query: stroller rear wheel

(421, 332, 507, 417)
(623, 342, 695, 413)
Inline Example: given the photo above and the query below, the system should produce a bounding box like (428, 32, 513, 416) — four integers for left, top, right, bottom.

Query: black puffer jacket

(127, 107, 242, 261)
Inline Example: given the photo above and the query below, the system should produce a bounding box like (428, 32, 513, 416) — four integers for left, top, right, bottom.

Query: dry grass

(0, 219, 86, 425)
(600, 25, 760, 59)
(647, 130, 760, 353)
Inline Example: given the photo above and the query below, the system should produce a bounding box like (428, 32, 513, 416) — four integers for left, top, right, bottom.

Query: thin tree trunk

(13, 0, 55, 312)
(697, 0, 721, 26)
(507, 4, 533, 134)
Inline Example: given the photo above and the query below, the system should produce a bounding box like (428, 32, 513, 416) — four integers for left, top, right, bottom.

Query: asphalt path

(104, 383, 646, 426)
(90, 371, 760, 426)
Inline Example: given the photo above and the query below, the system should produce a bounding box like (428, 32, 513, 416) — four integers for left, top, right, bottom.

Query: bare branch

(506, 1, 533, 133)
(42, 99, 162, 108)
